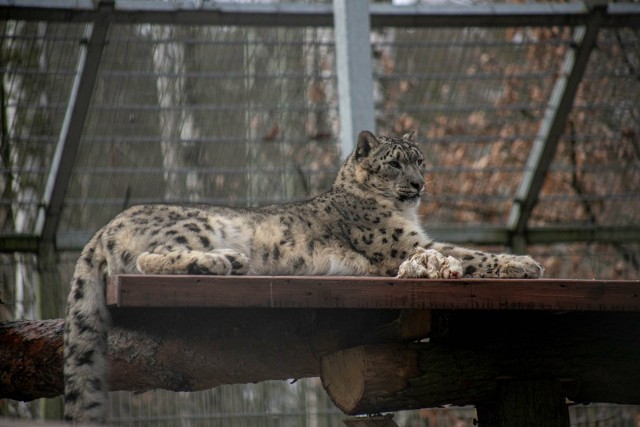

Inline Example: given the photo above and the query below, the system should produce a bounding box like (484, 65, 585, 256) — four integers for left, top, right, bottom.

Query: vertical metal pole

(333, 0, 376, 160)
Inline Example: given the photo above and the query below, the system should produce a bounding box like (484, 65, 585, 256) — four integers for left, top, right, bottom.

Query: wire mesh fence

(2, 14, 639, 239)
(373, 25, 640, 229)
(62, 23, 340, 236)
(1, 1, 639, 426)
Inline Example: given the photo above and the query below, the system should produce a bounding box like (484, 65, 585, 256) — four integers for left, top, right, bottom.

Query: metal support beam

(0, 225, 631, 253)
(506, 5, 604, 252)
(34, 1, 111, 244)
(3, 223, 638, 253)
(2, 1, 639, 28)
(333, 0, 376, 159)
(428, 225, 640, 246)
(0, 234, 40, 253)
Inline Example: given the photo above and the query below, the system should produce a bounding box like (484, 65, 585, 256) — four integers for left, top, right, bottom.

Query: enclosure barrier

(1, 0, 640, 252)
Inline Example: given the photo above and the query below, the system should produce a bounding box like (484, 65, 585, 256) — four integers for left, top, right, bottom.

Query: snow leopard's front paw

(496, 254, 545, 279)
(397, 247, 463, 279)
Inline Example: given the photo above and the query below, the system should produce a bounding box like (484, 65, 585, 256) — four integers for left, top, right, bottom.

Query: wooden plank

(107, 275, 640, 312)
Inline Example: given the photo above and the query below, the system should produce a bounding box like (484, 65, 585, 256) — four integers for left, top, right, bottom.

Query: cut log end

(321, 344, 419, 414)
(321, 346, 366, 413)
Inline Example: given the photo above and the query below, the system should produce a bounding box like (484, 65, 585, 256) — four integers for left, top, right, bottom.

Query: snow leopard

(63, 130, 544, 423)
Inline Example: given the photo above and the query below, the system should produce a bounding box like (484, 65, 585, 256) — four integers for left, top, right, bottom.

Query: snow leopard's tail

(63, 232, 110, 424)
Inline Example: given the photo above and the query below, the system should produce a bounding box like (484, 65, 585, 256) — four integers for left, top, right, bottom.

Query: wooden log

(321, 344, 421, 414)
(0, 308, 427, 401)
(0, 319, 64, 401)
(343, 415, 398, 427)
(321, 312, 640, 415)
(360, 310, 431, 344)
(322, 342, 493, 414)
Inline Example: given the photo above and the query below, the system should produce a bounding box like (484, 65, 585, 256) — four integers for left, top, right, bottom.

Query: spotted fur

(63, 130, 544, 423)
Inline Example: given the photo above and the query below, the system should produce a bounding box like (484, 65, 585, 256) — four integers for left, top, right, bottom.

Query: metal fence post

(333, 0, 376, 160)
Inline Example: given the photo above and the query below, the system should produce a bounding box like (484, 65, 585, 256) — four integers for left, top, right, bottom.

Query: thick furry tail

(63, 236, 110, 424)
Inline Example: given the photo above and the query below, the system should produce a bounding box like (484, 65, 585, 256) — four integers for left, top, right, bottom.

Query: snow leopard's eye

(388, 160, 401, 169)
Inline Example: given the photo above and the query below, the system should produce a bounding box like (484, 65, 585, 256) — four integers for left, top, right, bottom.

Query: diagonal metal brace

(506, 4, 605, 251)
(35, 1, 112, 244)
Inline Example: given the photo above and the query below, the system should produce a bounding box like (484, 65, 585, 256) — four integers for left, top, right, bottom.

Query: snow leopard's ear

(355, 130, 379, 161)
(402, 130, 417, 144)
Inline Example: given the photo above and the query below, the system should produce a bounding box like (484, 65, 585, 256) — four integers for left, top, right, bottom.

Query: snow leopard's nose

(410, 178, 425, 192)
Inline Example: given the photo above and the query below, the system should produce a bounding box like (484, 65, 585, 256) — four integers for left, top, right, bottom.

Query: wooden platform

(104, 275, 640, 427)
(107, 275, 640, 312)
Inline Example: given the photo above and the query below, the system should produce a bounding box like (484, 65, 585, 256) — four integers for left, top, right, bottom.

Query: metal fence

(1, 0, 640, 425)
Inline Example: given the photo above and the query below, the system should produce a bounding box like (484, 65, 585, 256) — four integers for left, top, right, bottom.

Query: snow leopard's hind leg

(137, 248, 250, 275)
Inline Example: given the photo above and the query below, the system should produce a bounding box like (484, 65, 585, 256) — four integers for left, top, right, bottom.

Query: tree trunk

(0, 308, 427, 401)
(152, 25, 204, 202)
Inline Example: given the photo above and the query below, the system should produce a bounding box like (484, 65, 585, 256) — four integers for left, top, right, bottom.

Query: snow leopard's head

(342, 130, 426, 205)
